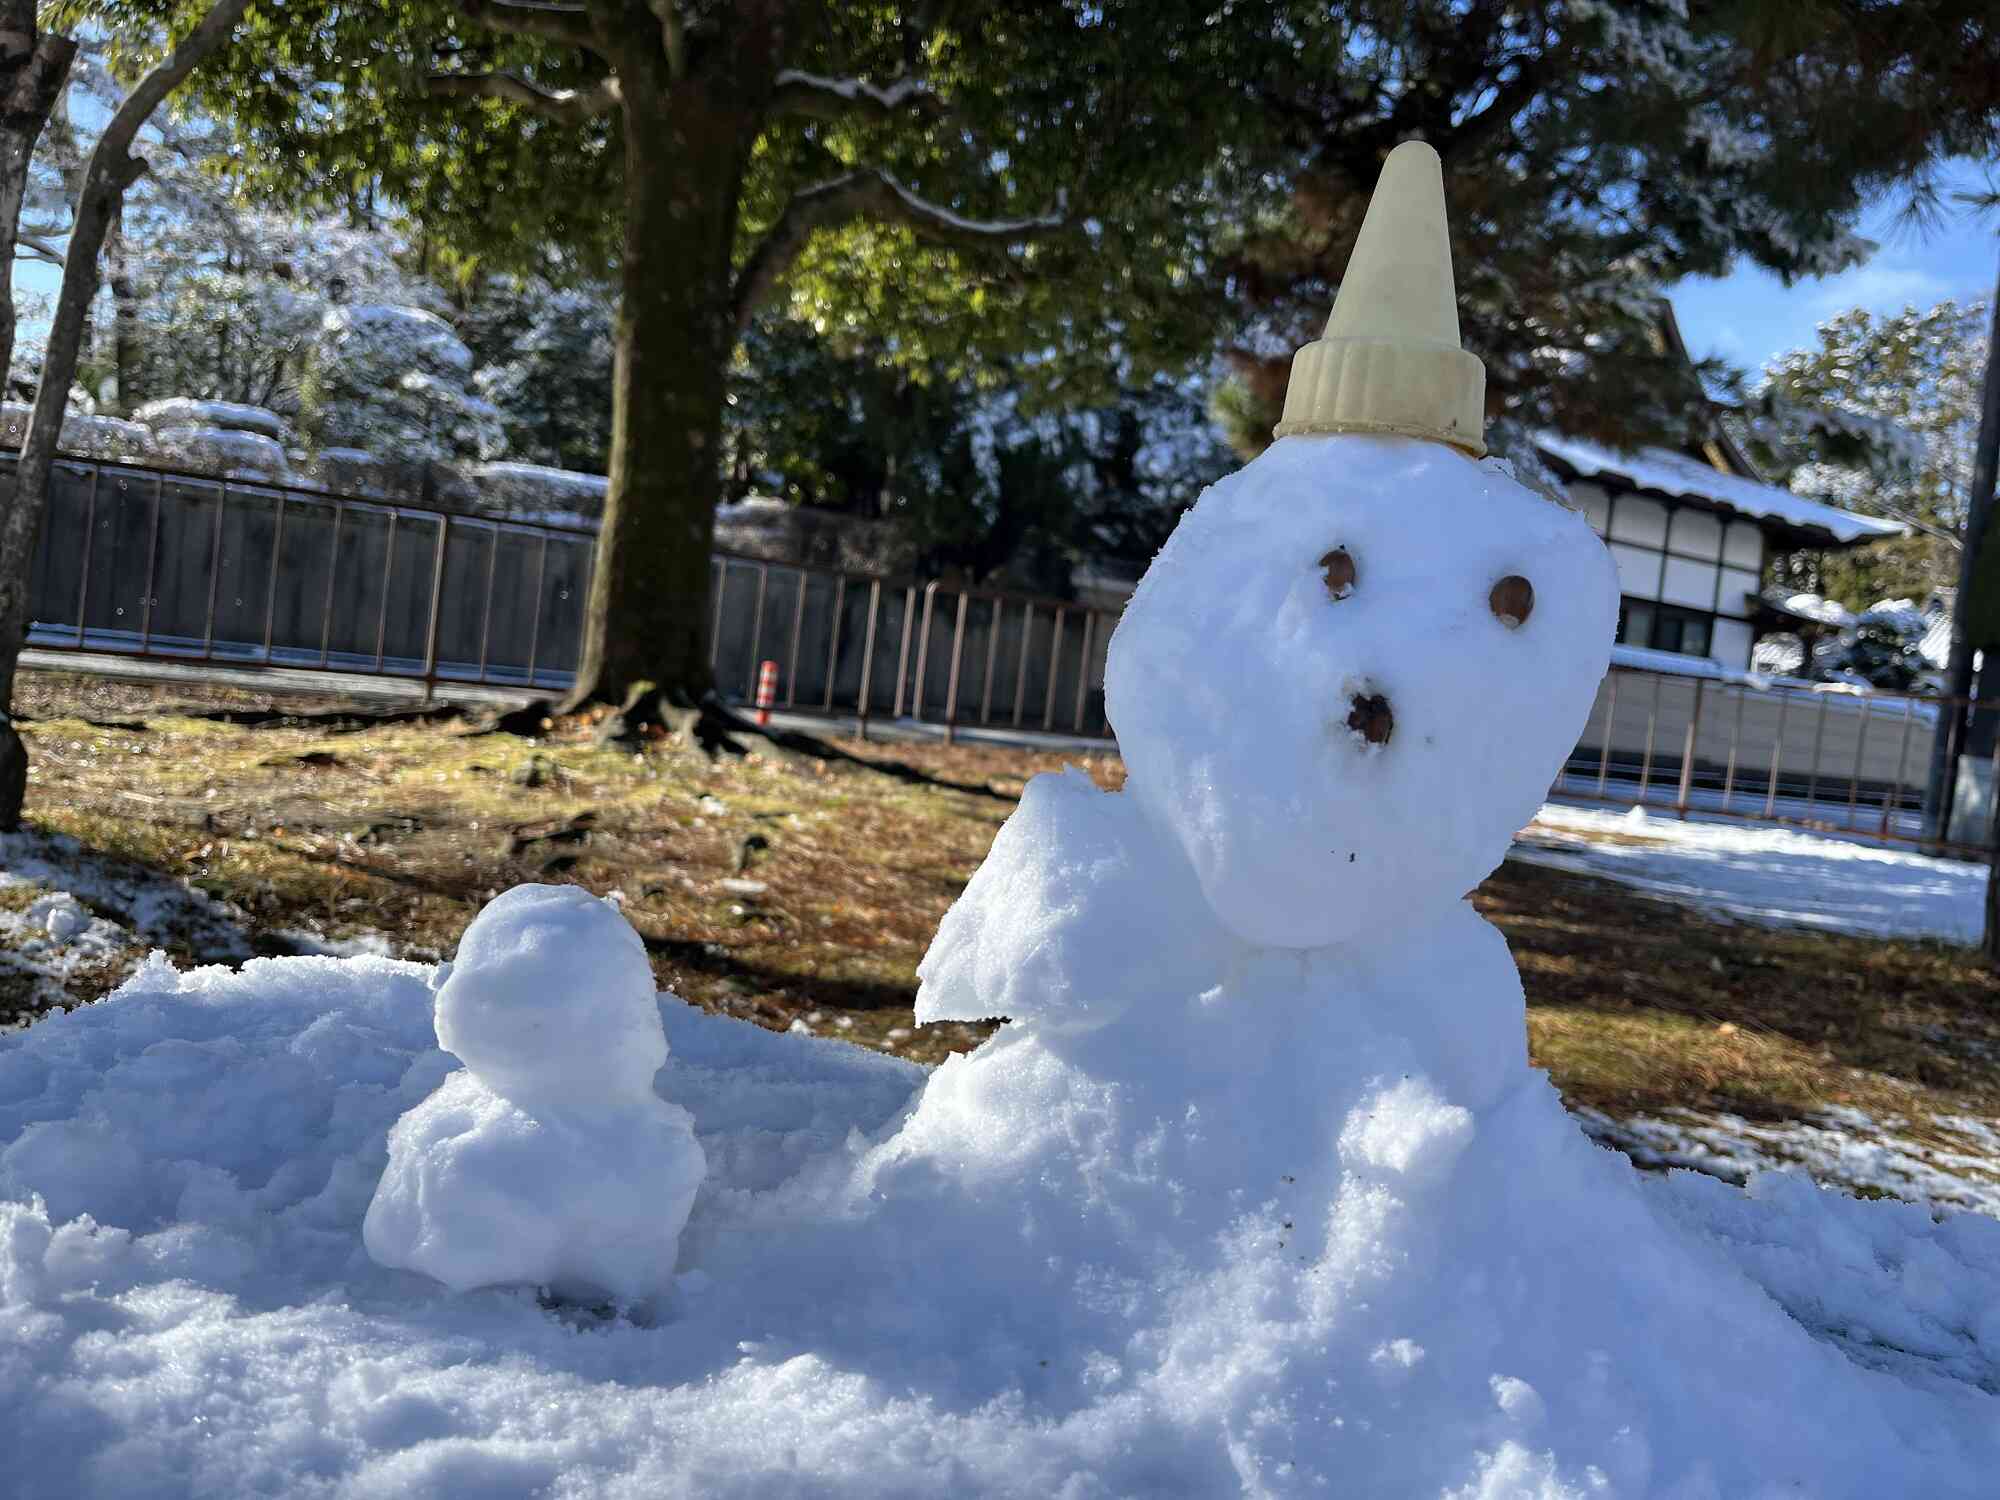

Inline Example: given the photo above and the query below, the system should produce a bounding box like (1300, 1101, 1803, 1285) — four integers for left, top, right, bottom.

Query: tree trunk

(108, 209, 140, 414)
(566, 80, 751, 710)
(0, 0, 249, 830)
(0, 8, 75, 827)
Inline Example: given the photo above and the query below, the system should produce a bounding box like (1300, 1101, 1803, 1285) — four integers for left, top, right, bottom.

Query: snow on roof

(1535, 432, 1906, 546)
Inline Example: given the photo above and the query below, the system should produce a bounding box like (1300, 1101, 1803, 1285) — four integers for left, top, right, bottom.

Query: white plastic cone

(1273, 141, 1487, 456)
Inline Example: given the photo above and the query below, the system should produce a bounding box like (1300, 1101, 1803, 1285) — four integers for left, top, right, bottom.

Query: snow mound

(364, 885, 704, 1301)
(153, 425, 291, 481)
(4, 944, 1999, 1495)
(133, 398, 289, 443)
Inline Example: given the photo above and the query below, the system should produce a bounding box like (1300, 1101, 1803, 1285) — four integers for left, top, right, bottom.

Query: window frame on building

(1568, 481, 1762, 668)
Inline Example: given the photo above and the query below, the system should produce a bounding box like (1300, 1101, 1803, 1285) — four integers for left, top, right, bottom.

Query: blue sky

(1670, 156, 1997, 380)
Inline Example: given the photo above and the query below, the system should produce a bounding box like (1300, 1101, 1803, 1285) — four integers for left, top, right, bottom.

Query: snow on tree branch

(732, 169, 1064, 333)
(427, 70, 620, 123)
(770, 70, 946, 125)
(456, 0, 599, 54)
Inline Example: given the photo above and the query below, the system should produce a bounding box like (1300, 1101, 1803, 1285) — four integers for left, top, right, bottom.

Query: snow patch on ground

(1581, 1105, 2000, 1220)
(1514, 801, 1981, 945)
(0, 831, 255, 1020)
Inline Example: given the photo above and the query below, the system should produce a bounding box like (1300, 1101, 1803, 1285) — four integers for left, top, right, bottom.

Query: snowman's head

(434, 883, 667, 1106)
(1105, 434, 1617, 949)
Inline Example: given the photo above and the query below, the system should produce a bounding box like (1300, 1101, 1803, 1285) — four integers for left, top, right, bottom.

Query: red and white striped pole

(754, 659, 779, 727)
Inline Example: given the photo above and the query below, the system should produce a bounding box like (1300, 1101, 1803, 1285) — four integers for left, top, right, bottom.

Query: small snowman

(915, 141, 1617, 1113)
(364, 884, 706, 1305)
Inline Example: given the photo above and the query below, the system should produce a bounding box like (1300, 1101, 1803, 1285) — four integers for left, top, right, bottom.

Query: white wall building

(1535, 433, 1906, 673)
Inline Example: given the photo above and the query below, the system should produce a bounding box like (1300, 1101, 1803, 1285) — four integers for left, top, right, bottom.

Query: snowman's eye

(1490, 575, 1534, 628)
(1320, 547, 1357, 600)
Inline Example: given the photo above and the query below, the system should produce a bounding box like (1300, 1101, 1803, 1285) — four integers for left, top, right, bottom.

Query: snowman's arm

(915, 767, 1216, 1036)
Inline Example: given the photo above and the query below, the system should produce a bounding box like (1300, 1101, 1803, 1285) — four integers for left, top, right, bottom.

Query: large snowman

(848, 145, 1987, 1493)
(913, 140, 1616, 1111)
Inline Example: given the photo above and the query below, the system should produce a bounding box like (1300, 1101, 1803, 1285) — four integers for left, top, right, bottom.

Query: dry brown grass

(9, 669, 2000, 1140)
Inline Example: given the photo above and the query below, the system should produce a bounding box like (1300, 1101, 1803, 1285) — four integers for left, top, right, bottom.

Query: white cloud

(1807, 260, 1947, 315)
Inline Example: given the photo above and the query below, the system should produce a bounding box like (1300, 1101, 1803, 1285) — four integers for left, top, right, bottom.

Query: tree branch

(16, 233, 62, 265)
(649, 0, 685, 79)
(770, 69, 945, 125)
(457, 0, 599, 52)
(427, 69, 620, 122)
(731, 169, 1063, 333)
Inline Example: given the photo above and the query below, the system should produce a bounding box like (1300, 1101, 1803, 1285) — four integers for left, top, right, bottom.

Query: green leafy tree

(724, 318, 1232, 591)
(1200, 2, 2000, 461)
(1752, 300, 1987, 611)
(96, 0, 1228, 719)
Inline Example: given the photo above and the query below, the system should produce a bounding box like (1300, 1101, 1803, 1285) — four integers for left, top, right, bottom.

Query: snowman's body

(916, 434, 1615, 1092)
(364, 884, 706, 1304)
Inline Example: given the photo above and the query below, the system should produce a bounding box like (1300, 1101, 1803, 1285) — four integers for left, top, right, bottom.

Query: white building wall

(1568, 479, 1766, 672)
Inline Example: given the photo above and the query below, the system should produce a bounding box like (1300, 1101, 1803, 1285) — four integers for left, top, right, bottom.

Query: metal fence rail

(16, 446, 1994, 858)
(15, 452, 595, 693)
(1557, 666, 2000, 859)
(707, 558, 1118, 739)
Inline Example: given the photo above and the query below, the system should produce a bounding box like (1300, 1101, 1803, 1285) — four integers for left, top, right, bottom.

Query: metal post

(372, 510, 399, 672)
(785, 569, 807, 708)
(1805, 694, 1831, 815)
(911, 582, 940, 722)
(942, 591, 969, 742)
(319, 502, 344, 667)
(138, 473, 163, 652)
(1072, 611, 1096, 733)
(523, 532, 549, 687)
(1720, 683, 1747, 811)
(1043, 609, 1066, 730)
(979, 597, 1001, 725)
(72, 467, 99, 645)
(1596, 672, 1617, 797)
(1676, 679, 1705, 816)
(1013, 603, 1033, 727)
(856, 578, 883, 737)
(201, 483, 228, 660)
(261, 494, 286, 662)
(1638, 673, 1663, 804)
(891, 586, 916, 720)
(709, 560, 729, 669)
(1763, 692, 1791, 819)
(420, 518, 450, 698)
(744, 564, 768, 700)
(476, 522, 500, 682)
(1845, 700, 1873, 829)
(822, 575, 847, 713)
(1883, 698, 1918, 838)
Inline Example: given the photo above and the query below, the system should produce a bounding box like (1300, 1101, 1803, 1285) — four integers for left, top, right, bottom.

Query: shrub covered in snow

(152, 425, 291, 482)
(0, 401, 158, 462)
(133, 398, 290, 444)
(302, 304, 505, 464)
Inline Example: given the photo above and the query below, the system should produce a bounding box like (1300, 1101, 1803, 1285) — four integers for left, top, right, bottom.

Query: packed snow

(365, 886, 705, 1301)
(1516, 802, 1982, 945)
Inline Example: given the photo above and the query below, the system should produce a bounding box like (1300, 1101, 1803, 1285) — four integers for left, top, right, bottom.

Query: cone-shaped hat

(1273, 141, 1487, 455)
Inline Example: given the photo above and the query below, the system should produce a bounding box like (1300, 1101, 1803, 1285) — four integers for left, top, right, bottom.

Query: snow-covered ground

(1578, 1106, 2000, 1220)
(1514, 801, 1982, 945)
(0, 830, 254, 1021)
(4, 946, 2000, 1496)
(0, 830, 395, 1024)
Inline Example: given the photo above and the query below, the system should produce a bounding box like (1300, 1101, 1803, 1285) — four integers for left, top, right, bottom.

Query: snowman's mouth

(1346, 691, 1394, 747)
